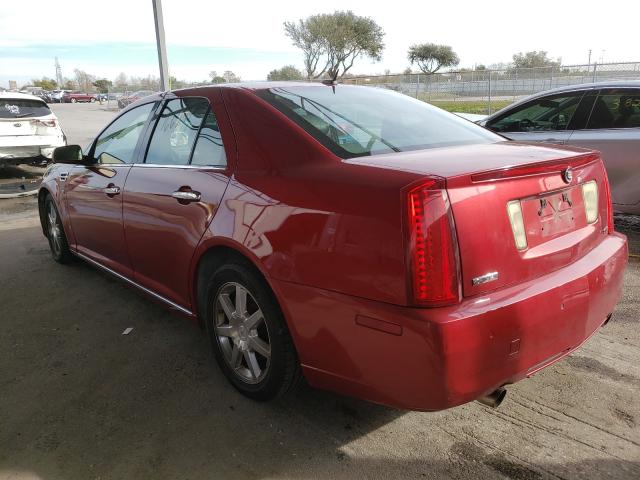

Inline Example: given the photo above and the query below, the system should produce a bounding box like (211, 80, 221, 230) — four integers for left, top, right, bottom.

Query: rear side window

(191, 111, 227, 167)
(93, 102, 156, 164)
(487, 92, 584, 133)
(256, 86, 499, 159)
(0, 99, 51, 118)
(146, 97, 209, 165)
(587, 89, 640, 129)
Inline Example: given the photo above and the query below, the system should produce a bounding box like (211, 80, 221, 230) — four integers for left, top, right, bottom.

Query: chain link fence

(342, 62, 640, 115)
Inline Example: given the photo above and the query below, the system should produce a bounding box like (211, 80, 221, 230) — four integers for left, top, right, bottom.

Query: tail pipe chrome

(477, 387, 507, 408)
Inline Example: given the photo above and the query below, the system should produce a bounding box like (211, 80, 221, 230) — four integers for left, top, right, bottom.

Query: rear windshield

(0, 99, 51, 119)
(255, 86, 500, 159)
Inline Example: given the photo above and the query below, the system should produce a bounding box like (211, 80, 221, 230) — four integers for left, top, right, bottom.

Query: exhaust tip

(477, 387, 507, 408)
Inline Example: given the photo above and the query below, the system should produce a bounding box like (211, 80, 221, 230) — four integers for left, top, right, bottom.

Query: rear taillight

(600, 163, 614, 233)
(407, 179, 460, 306)
(581, 181, 599, 225)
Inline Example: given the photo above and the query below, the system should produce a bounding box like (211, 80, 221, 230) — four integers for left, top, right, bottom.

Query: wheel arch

(191, 241, 295, 344)
(37, 187, 52, 237)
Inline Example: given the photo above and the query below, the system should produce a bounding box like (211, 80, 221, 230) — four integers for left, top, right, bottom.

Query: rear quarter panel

(197, 88, 425, 307)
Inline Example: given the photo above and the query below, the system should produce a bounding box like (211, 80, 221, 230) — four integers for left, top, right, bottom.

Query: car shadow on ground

(0, 225, 405, 478)
(1, 225, 639, 480)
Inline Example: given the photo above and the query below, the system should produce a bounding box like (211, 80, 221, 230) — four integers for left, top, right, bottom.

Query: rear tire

(44, 195, 73, 264)
(90, 98, 96, 103)
(204, 260, 301, 401)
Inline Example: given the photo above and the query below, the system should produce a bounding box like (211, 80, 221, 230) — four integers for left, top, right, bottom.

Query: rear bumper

(274, 233, 628, 411)
(0, 136, 65, 161)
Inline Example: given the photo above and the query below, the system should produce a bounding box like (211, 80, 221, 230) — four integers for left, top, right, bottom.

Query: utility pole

(54, 57, 63, 87)
(587, 49, 592, 66)
(152, 0, 169, 91)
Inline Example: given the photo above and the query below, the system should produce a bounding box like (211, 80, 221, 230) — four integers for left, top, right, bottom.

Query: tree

(32, 77, 57, 90)
(208, 71, 226, 84)
(114, 72, 128, 90)
(285, 10, 385, 81)
(74, 69, 96, 92)
(62, 78, 76, 90)
(512, 51, 561, 69)
(223, 71, 240, 83)
(284, 19, 325, 79)
(169, 76, 186, 89)
(92, 79, 112, 93)
(267, 65, 304, 81)
(407, 43, 459, 74)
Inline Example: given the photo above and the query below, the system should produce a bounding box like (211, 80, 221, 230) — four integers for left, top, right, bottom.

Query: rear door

(122, 91, 233, 309)
(566, 87, 640, 211)
(485, 90, 588, 144)
(64, 102, 157, 277)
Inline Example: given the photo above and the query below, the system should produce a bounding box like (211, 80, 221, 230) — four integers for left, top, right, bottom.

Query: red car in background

(117, 90, 156, 109)
(62, 91, 97, 103)
(38, 84, 627, 411)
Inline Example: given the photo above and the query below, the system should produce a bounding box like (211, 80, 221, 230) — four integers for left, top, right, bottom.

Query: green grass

(426, 100, 513, 115)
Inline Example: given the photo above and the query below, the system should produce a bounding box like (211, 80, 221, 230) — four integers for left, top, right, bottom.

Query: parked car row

(39, 82, 627, 411)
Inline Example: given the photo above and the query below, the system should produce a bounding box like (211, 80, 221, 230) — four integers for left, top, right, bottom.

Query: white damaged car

(0, 92, 66, 166)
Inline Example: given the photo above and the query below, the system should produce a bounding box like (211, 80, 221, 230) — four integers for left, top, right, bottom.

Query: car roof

(125, 81, 335, 109)
(0, 91, 44, 102)
(486, 80, 640, 120)
(173, 81, 329, 94)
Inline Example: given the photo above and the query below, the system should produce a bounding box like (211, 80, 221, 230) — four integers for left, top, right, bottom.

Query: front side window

(587, 89, 640, 129)
(145, 97, 209, 165)
(93, 102, 156, 164)
(256, 86, 499, 159)
(487, 92, 584, 133)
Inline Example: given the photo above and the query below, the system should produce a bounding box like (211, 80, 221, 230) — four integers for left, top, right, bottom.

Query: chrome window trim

(130, 163, 228, 170)
(570, 126, 640, 133)
(74, 251, 193, 316)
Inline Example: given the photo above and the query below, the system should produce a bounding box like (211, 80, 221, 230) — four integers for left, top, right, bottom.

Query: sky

(0, 0, 637, 87)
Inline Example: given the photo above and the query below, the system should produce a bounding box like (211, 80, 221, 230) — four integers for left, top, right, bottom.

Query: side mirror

(52, 144, 85, 164)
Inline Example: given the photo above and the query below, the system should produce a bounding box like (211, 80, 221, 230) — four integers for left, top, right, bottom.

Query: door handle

(544, 138, 563, 143)
(172, 190, 201, 202)
(103, 185, 121, 196)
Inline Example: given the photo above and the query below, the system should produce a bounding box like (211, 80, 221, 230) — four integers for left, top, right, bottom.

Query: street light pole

(152, 0, 169, 91)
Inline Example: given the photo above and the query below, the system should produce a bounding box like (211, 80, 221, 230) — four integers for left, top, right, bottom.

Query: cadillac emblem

(562, 167, 573, 184)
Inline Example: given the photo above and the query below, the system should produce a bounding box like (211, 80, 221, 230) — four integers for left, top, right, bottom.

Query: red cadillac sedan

(38, 83, 627, 411)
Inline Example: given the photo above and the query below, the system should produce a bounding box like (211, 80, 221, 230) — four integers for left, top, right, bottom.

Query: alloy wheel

(47, 203, 62, 257)
(213, 282, 271, 384)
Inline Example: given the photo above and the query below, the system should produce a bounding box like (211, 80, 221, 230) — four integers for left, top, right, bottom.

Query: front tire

(204, 261, 301, 401)
(71, 98, 77, 103)
(90, 98, 96, 103)
(44, 195, 73, 264)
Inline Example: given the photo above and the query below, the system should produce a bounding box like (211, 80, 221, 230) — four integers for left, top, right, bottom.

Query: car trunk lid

(346, 142, 611, 298)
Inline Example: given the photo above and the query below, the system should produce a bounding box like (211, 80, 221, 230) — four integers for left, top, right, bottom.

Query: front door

(64, 102, 157, 277)
(485, 91, 588, 145)
(123, 95, 232, 308)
